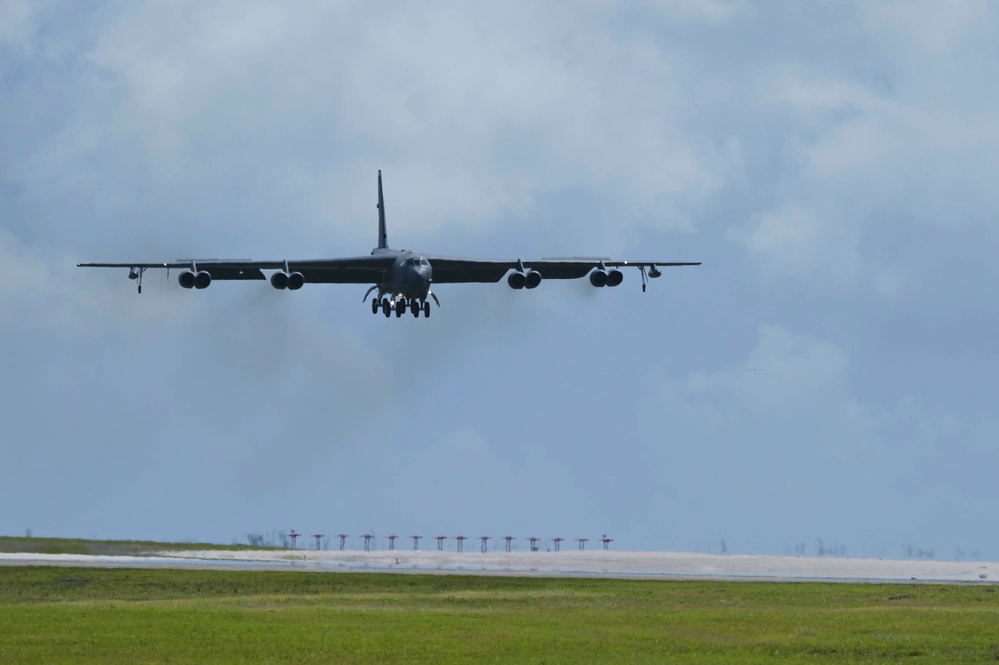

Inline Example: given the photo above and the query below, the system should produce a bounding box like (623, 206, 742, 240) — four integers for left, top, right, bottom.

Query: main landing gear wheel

(382, 298, 391, 317)
(395, 301, 404, 318)
(423, 301, 431, 318)
(371, 298, 380, 315)
(411, 300, 419, 317)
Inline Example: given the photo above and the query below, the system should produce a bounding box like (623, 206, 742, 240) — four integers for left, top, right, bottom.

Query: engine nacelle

(589, 269, 608, 287)
(178, 271, 196, 289)
(507, 271, 526, 289)
(194, 271, 212, 289)
(525, 270, 542, 289)
(270, 271, 289, 289)
(606, 269, 623, 287)
(287, 272, 305, 290)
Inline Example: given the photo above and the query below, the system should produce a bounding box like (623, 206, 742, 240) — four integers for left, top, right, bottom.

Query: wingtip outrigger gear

(128, 266, 146, 294)
(638, 264, 664, 293)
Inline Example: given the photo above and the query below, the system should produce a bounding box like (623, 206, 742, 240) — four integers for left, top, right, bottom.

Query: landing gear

(369, 293, 433, 318)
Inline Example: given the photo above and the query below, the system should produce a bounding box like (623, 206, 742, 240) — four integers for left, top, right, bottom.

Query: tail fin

(376, 170, 388, 250)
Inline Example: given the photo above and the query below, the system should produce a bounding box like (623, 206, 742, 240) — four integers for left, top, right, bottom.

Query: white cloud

(638, 323, 999, 554)
(0, 0, 42, 54)
(685, 324, 852, 411)
(727, 204, 861, 289)
(862, 0, 990, 56)
(5, 1, 739, 254)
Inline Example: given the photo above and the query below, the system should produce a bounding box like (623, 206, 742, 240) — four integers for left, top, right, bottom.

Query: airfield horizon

(2, 535, 996, 584)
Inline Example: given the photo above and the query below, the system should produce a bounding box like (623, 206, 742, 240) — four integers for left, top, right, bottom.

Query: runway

(2, 549, 996, 583)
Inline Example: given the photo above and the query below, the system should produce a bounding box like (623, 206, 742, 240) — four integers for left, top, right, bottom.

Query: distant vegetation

(245, 530, 316, 549)
(0, 535, 277, 557)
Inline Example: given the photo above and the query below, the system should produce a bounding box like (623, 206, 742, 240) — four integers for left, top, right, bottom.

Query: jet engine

(194, 271, 212, 289)
(178, 271, 197, 289)
(606, 269, 623, 287)
(287, 272, 305, 290)
(270, 271, 289, 289)
(525, 270, 542, 289)
(507, 271, 526, 289)
(589, 269, 608, 287)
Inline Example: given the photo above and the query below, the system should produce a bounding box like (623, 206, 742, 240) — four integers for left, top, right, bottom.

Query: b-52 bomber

(79, 172, 700, 318)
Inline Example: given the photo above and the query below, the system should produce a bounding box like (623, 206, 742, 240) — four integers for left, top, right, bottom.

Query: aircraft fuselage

(378, 250, 432, 301)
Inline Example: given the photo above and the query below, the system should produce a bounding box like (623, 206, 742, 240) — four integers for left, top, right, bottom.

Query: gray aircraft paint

(79, 172, 700, 318)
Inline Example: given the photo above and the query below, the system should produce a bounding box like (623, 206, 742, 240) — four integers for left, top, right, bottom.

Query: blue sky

(2, 0, 998, 560)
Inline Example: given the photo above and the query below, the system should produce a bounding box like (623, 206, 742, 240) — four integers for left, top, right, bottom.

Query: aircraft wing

(78, 255, 399, 284)
(423, 255, 701, 284)
(286, 256, 397, 284)
(77, 260, 270, 280)
(78, 254, 700, 294)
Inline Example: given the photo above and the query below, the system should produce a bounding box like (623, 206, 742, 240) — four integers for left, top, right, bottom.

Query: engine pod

(178, 271, 197, 289)
(270, 271, 289, 289)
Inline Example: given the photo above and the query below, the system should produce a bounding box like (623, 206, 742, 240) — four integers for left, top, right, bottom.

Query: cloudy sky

(2, 0, 997, 560)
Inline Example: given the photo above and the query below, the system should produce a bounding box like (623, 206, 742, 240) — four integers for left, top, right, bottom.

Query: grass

(0, 567, 996, 663)
(0, 536, 275, 557)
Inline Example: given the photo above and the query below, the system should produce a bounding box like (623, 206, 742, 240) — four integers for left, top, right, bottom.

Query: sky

(2, 0, 998, 560)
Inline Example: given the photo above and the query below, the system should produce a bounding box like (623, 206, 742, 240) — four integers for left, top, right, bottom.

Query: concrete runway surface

(2, 549, 996, 583)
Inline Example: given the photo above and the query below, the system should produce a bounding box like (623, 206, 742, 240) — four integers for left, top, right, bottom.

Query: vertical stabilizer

(377, 170, 388, 250)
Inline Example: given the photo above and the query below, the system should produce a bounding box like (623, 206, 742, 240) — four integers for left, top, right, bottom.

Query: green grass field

(0, 567, 996, 663)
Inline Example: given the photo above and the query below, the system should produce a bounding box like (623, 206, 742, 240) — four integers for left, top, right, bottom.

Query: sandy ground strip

(2, 549, 995, 583)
